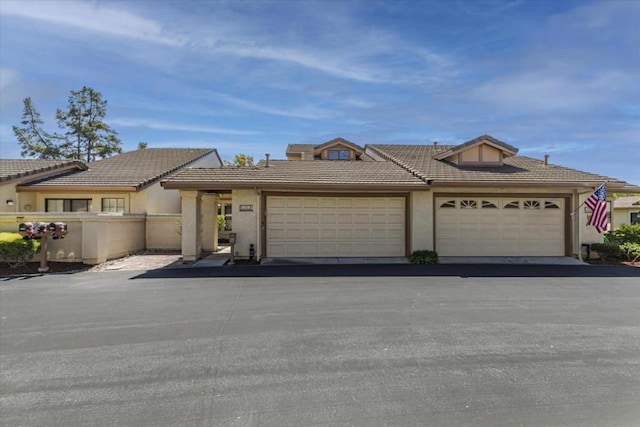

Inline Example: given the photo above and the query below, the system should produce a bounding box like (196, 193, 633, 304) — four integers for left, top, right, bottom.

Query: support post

(38, 235, 49, 272)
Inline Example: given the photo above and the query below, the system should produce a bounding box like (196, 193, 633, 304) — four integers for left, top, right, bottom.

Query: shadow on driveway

(131, 263, 640, 279)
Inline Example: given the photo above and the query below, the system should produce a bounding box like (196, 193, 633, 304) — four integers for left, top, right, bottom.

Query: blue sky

(1, 0, 638, 184)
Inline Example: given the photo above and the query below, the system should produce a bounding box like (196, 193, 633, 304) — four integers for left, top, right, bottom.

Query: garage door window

(545, 201, 560, 209)
(440, 200, 456, 208)
(481, 201, 498, 208)
(461, 200, 477, 209)
(524, 200, 541, 209)
(504, 201, 520, 209)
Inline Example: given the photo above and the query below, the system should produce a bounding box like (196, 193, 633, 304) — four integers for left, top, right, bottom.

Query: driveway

(1, 266, 639, 426)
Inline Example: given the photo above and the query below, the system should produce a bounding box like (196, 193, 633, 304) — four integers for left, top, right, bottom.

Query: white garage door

(267, 196, 405, 257)
(436, 197, 565, 256)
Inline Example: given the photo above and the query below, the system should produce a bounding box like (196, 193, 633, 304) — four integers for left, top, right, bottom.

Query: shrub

(217, 214, 227, 231)
(409, 250, 439, 264)
(0, 232, 41, 269)
(608, 223, 640, 245)
(590, 242, 621, 261)
(619, 242, 640, 262)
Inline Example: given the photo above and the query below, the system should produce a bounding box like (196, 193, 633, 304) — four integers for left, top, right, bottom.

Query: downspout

(574, 189, 582, 261)
(256, 189, 261, 260)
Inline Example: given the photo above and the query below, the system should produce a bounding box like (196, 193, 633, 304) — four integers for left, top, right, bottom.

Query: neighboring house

(613, 196, 640, 228)
(163, 135, 639, 261)
(1, 148, 222, 264)
(0, 159, 87, 212)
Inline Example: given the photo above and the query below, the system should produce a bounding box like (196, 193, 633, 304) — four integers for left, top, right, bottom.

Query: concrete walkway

(192, 246, 231, 267)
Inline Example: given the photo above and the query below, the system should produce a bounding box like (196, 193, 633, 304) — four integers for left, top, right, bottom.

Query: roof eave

(16, 185, 139, 193)
(0, 161, 88, 184)
(429, 180, 628, 189)
(162, 181, 428, 192)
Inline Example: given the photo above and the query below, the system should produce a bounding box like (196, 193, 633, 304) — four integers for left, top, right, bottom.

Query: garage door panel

(286, 198, 303, 208)
(303, 213, 319, 224)
(303, 198, 320, 208)
(320, 213, 336, 224)
(436, 197, 565, 256)
(337, 199, 353, 209)
(286, 213, 302, 224)
(267, 196, 405, 257)
(337, 214, 352, 224)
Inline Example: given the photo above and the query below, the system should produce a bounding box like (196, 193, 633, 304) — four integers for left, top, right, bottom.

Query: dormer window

(328, 149, 350, 160)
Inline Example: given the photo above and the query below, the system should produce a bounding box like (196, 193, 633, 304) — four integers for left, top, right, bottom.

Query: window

(46, 199, 91, 212)
(545, 201, 560, 209)
(524, 200, 541, 209)
(440, 200, 456, 208)
(504, 201, 520, 209)
(460, 199, 477, 209)
(631, 212, 640, 224)
(102, 198, 125, 213)
(481, 201, 497, 209)
(328, 149, 350, 160)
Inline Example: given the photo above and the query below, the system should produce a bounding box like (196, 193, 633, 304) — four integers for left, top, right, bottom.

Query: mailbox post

(18, 222, 68, 272)
(229, 232, 236, 265)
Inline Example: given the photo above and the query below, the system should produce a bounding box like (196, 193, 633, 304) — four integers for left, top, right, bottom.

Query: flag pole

(569, 181, 607, 217)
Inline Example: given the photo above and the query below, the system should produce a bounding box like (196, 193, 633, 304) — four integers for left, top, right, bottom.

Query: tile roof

(19, 148, 215, 190)
(0, 159, 86, 183)
(286, 144, 315, 157)
(368, 144, 626, 185)
(163, 159, 426, 189)
(614, 196, 640, 208)
(286, 143, 375, 161)
(436, 134, 519, 158)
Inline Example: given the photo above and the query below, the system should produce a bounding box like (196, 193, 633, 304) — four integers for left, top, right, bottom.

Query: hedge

(0, 232, 41, 269)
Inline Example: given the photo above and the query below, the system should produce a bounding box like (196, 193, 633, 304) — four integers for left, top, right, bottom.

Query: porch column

(181, 190, 203, 261)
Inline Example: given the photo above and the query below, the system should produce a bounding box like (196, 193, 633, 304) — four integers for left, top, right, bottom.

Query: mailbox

(229, 233, 237, 245)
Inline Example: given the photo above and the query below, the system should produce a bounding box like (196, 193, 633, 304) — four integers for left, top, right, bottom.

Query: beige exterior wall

(231, 189, 260, 258)
(410, 191, 433, 251)
(0, 183, 18, 213)
(482, 145, 501, 162)
(613, 208, 639, 229)
(146, 214, 182, 249)
(460, 147, 479, 162)
(0, 213, 145, 264)
(144, 183, 181, 214)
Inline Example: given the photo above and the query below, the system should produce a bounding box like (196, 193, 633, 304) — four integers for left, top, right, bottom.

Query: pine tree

(55, 86, 122, 162)
(12, 97, 61, 159)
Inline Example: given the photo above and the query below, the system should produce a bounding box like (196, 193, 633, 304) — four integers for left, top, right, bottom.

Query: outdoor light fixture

(6, 200, 14, 206)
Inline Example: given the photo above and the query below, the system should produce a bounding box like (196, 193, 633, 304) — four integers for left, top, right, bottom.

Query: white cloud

(212, 93, 332, 120)
(0, 0, 185, 46)
(0, 67, 18, 91)
(110, 118, 259, 136)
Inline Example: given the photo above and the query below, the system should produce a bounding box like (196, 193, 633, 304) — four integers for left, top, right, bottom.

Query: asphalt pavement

(1, 265, 639, 426)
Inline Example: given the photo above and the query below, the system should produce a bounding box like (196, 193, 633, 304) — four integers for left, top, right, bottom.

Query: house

(1, 148, 222, 264)
(613, 196, 640, 228)
(163, 135, 639, 261)
(0, 159, 87, 212)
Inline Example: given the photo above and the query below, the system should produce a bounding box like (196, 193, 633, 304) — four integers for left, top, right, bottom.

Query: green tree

(137, 141, 148, 150)
(225, 153, 254, 167)
(12, 97, 61, 159)
(55, 86, 122, 162)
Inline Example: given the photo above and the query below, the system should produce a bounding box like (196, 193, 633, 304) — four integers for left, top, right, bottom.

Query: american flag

(585, 183, 608, 233)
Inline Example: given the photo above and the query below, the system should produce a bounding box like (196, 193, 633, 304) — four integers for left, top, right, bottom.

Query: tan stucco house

(613, 196, 640, 228)
(1, 148, 222, 263)
(163, 135, 639, 261)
